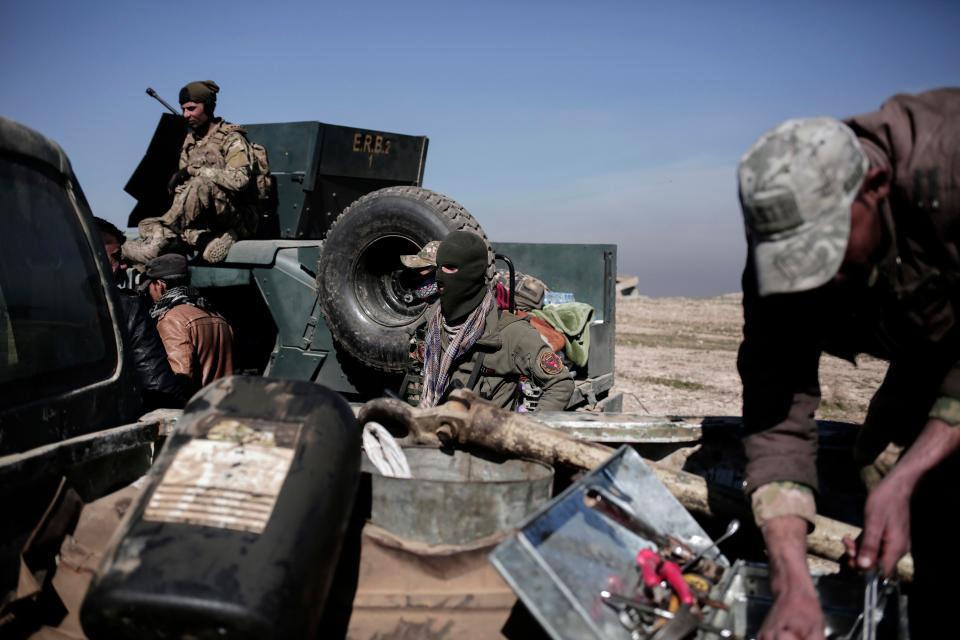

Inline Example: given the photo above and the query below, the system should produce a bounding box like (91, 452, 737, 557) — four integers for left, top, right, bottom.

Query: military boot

(121, 216, 178, 266)
(201, 229, 238, 263)
(121, 237, 161, 267)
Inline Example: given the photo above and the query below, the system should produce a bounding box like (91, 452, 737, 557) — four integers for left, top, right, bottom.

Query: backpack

(492, 269, 548, 311)
(248, 141, 274, 207)
(213, 123, 274, 209)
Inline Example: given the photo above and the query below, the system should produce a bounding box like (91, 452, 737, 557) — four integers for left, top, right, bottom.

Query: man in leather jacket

(141, 254, 234, 396)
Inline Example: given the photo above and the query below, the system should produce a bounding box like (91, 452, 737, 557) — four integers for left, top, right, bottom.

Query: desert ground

(612, 294, 888, 423)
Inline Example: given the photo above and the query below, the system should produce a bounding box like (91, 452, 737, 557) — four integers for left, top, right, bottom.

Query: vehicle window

(0, 154, 117, 406)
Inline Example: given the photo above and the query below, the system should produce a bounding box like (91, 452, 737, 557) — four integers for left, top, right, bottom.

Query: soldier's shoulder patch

(538, 350, 563, 376)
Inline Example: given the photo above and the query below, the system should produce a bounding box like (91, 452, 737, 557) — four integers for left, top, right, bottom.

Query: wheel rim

(353, 234, 432, 328)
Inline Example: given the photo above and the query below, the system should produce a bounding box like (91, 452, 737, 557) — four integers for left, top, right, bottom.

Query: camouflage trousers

(122, 176, 256, 266)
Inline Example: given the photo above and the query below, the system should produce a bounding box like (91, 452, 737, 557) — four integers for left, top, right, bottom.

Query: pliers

(636, 548, 695, 606)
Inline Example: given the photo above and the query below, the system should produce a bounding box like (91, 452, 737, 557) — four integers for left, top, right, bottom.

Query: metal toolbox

(490, 446, 728, 639)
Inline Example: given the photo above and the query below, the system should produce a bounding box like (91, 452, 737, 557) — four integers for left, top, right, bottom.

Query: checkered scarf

(149, 286, 215, 320)
(419, 290, 496, 408)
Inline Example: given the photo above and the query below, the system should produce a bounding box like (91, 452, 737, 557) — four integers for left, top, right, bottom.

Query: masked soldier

(123, 80, 259, 265)
(417, 231, 573, 411)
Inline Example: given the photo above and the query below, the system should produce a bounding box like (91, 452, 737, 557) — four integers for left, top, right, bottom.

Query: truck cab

(0, 116, 149, 599)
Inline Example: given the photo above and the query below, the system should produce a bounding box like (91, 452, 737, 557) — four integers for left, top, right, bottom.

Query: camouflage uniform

(123, 118, 258, 265)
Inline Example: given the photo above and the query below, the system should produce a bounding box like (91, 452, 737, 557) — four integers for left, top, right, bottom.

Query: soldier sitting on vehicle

(416, 231, 574, 412)
(140, 254, 234, 397)
(123, 80, 260, 266)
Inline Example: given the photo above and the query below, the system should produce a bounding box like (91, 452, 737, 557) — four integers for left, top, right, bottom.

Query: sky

(3, 1, 959, 296)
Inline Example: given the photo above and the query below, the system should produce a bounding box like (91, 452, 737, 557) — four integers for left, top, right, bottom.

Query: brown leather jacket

(738, 88, 960, 494)
(157, 303, 234, 395)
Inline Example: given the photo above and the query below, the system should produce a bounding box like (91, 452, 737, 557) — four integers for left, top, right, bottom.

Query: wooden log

(357, 393, 915, 581)
(446, 393, 916, 582)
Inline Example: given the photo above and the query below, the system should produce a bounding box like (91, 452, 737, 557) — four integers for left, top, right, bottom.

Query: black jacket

(116, 290, 186, 410)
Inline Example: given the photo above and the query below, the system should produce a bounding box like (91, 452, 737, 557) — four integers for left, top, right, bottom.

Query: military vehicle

(125, 110, 620, 408)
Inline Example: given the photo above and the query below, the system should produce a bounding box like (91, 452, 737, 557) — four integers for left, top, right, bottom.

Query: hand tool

(584, 485, 692, 560)
(839, 570, 891, 640)
(601, 591, 738, 639)
(862, 571, 881, 640)
(680, 519, 740, 572)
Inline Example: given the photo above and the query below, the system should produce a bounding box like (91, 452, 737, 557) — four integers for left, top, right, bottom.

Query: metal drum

(368, 446, 554, 545)
(348, 447, 554, 640)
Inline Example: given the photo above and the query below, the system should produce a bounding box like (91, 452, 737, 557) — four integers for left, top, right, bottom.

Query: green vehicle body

(126, 115, 620, 407)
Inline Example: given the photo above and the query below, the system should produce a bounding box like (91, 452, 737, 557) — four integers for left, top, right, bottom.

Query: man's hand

(842, 474, 912, 577)
(167, 167, 191, 194)
(759, 585, 824, 640)
(759, 516, 825, 640)
(843, 415, 960, 577)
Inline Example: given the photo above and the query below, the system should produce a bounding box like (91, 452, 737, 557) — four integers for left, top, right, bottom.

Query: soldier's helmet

(738, 117, 868, 296)
(400, 240, 441, 269)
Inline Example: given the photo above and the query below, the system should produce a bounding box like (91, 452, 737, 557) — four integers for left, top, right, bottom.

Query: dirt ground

(611, 294, 888, 423)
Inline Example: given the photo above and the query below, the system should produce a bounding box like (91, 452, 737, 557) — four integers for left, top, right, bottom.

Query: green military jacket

(441, 305, 574, 411)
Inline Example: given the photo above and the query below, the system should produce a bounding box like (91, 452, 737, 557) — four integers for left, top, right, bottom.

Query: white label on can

(143, 438, 294, 534)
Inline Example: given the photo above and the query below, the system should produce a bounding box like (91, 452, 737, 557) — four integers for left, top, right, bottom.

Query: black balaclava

(435, 231, 488, 324)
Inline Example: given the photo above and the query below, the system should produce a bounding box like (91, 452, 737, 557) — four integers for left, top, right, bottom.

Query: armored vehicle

(125, 113, 620, 408)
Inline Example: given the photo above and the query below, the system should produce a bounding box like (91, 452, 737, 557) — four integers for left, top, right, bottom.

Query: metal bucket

(367, 447, 554, 545)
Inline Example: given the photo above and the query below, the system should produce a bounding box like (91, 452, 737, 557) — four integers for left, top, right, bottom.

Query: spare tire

(316, 186, 492, 372)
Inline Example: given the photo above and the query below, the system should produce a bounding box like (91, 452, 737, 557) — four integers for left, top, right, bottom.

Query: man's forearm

(760, 515, 826, 639)
(194, 165, 251, 192)
(762, 516, 818, 598)
(887, 416, 960, 486)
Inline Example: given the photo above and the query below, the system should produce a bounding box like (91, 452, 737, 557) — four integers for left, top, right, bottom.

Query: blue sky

(3, 1, 959, 295)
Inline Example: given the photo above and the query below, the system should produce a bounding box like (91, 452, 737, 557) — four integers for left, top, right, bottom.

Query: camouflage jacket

(441, 305, 574, 411)
(179, 118, 254, 193)
(739, 88, 960, 500)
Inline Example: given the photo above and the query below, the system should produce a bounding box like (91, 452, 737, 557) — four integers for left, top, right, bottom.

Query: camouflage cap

(400, 240, 441, 269)
(738, 117, 868, 296)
